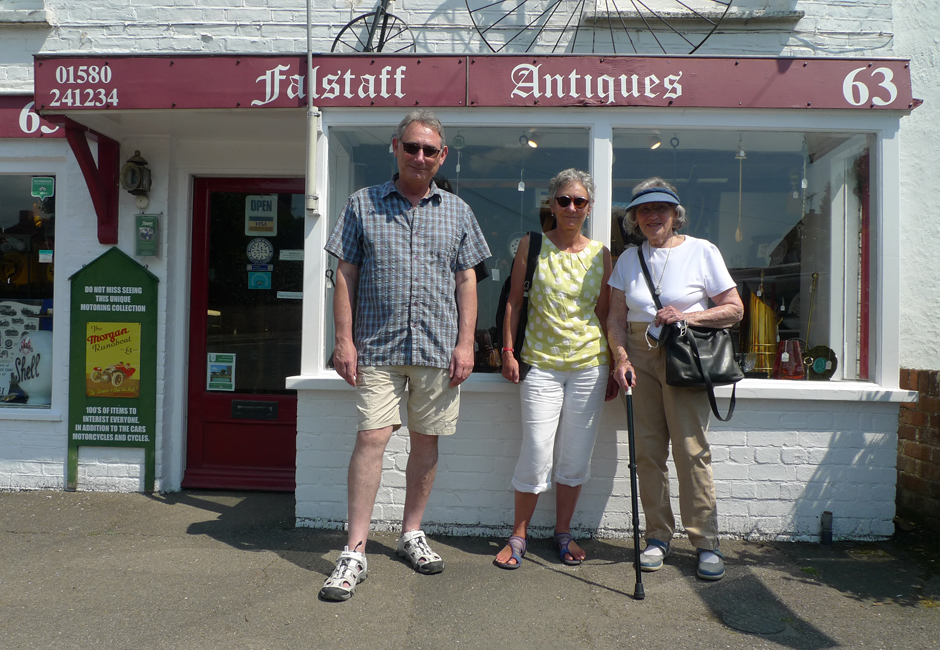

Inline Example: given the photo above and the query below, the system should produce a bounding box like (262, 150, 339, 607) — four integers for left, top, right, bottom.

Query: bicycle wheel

(467, 0, 733, 54)
(331, 11, 417, 53)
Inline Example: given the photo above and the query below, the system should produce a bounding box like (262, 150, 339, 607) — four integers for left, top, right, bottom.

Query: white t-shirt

(608, 236, 736, 323)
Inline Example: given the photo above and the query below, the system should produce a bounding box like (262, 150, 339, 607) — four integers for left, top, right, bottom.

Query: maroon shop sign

(0, 95, 64, 138)
(33, 56, 467, 110)
(33, 54, 915, 113)
(467, 56, 915, 110)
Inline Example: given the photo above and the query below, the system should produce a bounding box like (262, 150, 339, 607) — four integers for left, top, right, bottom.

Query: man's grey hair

(548, 168, 595, 207)
(623, 176, 688, 239)
(396, 110, 445, 147)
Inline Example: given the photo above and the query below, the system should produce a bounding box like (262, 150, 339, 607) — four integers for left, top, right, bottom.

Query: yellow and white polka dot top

(521, 236, 609, 371)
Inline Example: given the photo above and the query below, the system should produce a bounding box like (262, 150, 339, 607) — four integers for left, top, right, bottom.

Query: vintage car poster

(85, 321, 141, 398)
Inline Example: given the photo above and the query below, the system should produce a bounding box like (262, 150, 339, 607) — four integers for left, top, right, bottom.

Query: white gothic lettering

(511, 63, 682, 104)
(252, 64, 409, 106)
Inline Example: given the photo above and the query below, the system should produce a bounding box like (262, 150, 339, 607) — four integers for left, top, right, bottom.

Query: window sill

(0, 10, 50, 25)
(287, 373, 917, 403)
(0, 406, 61, 421)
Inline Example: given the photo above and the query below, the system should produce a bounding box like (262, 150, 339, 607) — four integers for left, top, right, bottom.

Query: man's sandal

(553, 532, 583, 566)
(493, 535, 527, 570)
(396, 529, 445, 575)
(319, 546, 368, 602)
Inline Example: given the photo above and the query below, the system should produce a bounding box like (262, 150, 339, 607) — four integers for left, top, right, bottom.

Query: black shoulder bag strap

(636, 246, 736, 421)
(512, 231, 542, 381)
(524, 231, 542, 294)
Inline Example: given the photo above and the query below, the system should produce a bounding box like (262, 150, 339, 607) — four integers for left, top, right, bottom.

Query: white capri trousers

(511, 365, 608, 494)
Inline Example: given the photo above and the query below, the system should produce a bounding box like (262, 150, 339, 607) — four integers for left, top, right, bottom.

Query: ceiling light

(520, 134, 538, 148)
(649, 135, 661, 150)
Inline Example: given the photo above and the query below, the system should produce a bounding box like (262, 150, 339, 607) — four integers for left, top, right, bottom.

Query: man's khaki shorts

(356, 366, 460, 436)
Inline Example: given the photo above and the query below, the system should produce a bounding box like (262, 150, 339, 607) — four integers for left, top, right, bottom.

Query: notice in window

(207, 353, 236, 391)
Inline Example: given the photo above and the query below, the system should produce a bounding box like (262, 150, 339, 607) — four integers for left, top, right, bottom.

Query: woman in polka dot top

(494, 168, 614, 570)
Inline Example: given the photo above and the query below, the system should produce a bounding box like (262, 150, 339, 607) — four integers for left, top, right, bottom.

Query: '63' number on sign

(18, 101, 59, 136)
(842, 67, 898, 107)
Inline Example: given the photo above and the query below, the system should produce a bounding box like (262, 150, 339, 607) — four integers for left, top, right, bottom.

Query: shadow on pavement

(144, 489, 938, 647)
(773, 527, 940, 609)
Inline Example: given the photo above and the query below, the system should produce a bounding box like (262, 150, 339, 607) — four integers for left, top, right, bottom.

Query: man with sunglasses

(321, 110, 490, 601)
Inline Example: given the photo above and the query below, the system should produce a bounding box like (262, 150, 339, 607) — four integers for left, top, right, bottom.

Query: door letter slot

(232, 400, 279, 420)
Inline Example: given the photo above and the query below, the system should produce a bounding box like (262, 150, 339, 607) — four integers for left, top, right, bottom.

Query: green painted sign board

(31, 176, 55, 199)
(67, 247, 159, 491)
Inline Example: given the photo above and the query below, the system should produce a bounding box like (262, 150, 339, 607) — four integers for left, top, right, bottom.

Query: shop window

(325, 126, 589, 372)
(612, 130, 872, 382)
(0, 174, 55, 406)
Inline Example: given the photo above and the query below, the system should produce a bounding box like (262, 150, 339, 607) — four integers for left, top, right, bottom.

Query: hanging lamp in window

(735, 137, 746, 243)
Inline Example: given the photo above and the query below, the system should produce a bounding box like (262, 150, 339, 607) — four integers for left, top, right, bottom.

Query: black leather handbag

(637, 247, 742, 421)
(495, 232, 542, 381)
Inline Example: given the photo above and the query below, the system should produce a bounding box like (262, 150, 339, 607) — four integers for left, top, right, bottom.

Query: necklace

(647, 239, 672, 296)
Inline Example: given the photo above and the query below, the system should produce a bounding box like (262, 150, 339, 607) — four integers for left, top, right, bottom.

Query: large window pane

(612, 130, 872, 382)
(0, 174, 55, 406)
(325, 126, 590, 372)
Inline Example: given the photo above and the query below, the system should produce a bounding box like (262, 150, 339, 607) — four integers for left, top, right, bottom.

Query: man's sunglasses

(555, 195, 589, 209)
(401, 141, 442, 158)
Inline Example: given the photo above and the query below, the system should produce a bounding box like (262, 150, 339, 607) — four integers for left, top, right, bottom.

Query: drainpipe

(306, 0, 321, 218)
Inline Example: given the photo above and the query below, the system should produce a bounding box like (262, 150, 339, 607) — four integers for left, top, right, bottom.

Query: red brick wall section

(897, 369, 940, 532)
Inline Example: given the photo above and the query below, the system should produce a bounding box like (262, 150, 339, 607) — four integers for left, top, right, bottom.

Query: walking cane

(622, 371, 645, 600)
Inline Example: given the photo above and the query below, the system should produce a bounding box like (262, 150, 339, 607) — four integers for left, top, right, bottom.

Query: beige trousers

(625, 322, 719, 551)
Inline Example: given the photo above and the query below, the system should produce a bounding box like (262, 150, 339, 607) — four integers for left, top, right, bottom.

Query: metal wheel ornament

(331, 11, 417, 53)
(467, 0, 734, 55)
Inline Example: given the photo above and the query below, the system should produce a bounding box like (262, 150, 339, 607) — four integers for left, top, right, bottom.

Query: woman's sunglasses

(555, 195, 589, 209)
(401, 141, 442, 158)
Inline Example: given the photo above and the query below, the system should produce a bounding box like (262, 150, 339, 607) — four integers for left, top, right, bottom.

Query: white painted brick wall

(296, 389, 900, 541)
(77, 447, 145, 491)
(0, 0, 905, 76)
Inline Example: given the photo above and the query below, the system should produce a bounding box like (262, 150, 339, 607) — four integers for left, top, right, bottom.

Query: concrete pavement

(1, 490, 938, 650)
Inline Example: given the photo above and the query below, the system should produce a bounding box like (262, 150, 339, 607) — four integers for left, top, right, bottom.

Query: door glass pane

(325, 126, 590, 372)
(612, 130, 873, 381)
(206, 191, 304, 393)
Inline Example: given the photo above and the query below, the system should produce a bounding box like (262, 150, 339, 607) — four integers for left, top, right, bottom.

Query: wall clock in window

(246, 238, 274, 264)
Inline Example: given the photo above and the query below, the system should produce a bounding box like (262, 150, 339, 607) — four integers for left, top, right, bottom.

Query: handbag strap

(637, 247, 736, 421)
(524, 231, 542, 296)
(637, 245, 664, 311)
(680, 324, 737, 422)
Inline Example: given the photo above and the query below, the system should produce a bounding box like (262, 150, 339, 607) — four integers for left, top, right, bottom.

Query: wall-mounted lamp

(519, 134, 538, 148)
(649, 135, 662, 150)
(120, 150, 152, 210)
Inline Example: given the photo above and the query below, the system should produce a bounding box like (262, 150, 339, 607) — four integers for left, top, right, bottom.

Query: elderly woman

(607, 177, 743, 581)
(494, 168, 612, 569)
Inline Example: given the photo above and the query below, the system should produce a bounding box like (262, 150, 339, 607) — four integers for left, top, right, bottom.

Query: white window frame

(0, 138, 67, 419)
(291, 107, 907, 402)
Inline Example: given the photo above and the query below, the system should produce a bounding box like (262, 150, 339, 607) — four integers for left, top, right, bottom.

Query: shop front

(25, 53, 917, 538)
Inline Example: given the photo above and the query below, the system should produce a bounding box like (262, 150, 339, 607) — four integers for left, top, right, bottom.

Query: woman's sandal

(553, 532, 583, 566)
(493, 535, 527, 570)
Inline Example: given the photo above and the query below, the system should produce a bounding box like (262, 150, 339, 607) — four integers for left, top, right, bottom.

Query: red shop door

(183, 178, 304, 491)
